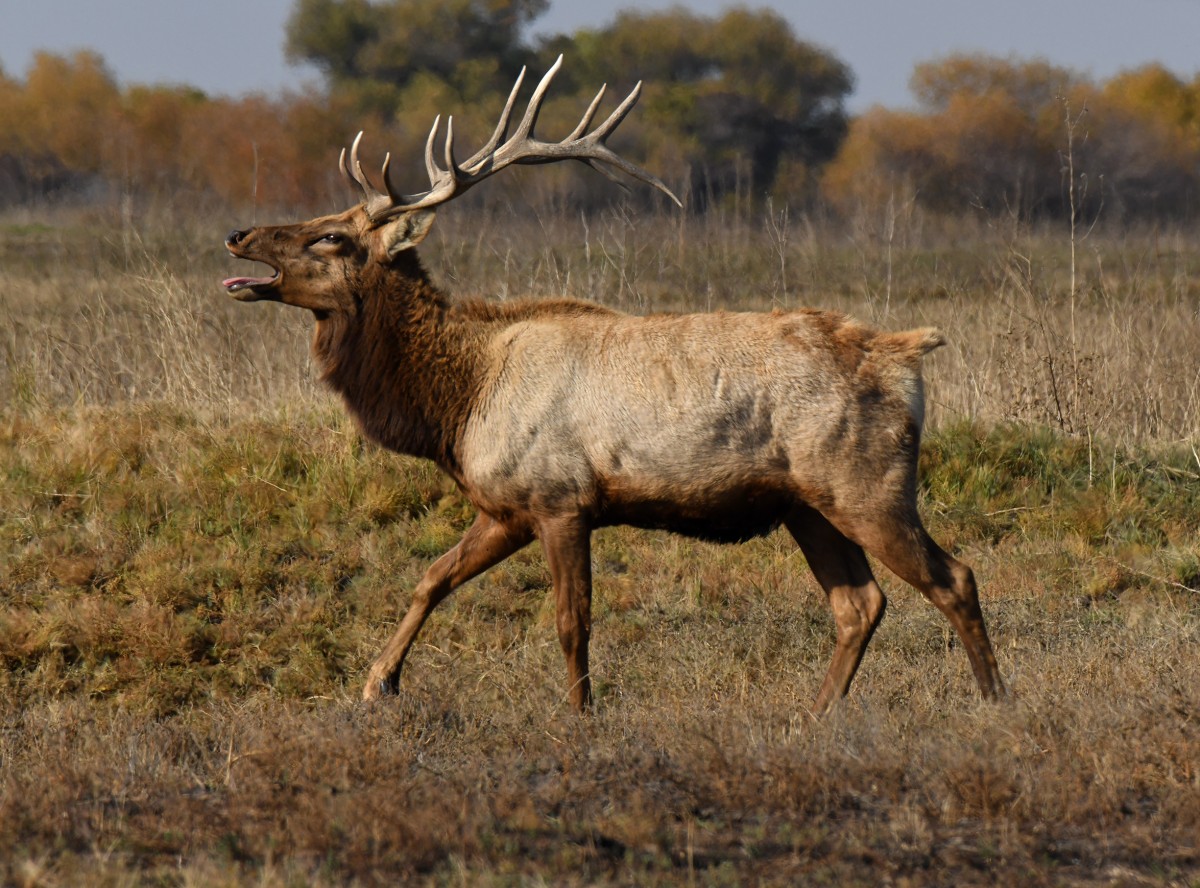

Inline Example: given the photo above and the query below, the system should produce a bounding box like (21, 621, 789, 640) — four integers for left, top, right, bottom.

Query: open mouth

(222, 267, 279, 300)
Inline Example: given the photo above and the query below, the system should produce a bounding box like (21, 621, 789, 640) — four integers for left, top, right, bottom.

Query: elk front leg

(364, 512, 532, 700)
(538, 515, 594, 712)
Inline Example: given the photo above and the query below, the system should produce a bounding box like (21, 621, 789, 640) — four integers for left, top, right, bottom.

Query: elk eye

(314, 233, 342, 246)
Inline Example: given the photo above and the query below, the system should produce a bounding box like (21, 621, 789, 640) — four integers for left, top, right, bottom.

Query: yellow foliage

(911, 53, 1075, 114)
(21, 50, 121, 173)
(1104, 65, 1195, 128)
(821, 107, 936, 212)
(2, 44, 1200, 221)
(1102, 64, 1200, 152)
(827, 53, 1200, 220)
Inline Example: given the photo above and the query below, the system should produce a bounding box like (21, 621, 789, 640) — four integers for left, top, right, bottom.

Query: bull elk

(223, 56, 1005, 714)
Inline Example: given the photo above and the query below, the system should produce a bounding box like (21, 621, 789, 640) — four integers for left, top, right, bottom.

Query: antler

(339, 55, 682, 223)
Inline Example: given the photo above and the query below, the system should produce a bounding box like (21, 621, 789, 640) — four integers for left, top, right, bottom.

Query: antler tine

(562, 79, 682, 206)
(510, 53, 564, 142)
(342, 131, 424, 220)
(338, 133, 365, 192)
(345, 132, 391, 205)
(517, 77, 682, 207)
(443, 117, 462, 180)
(580, 147, 686, 206)
(422, 116, 465, 185)
(460, 65, 527, 172)
(349, 132, 378, 195)
(380, 152, 401, 202)
(565, 84, 608, 142)
(423, 115, 443, 184)
(589, 80, 644, 143)
(378, 114, 458, 214)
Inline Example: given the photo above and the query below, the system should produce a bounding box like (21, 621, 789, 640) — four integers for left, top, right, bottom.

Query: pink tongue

(223, 276, 274, 290)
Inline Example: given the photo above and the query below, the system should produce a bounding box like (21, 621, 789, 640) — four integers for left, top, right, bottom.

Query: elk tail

(878, 326, 946, 363)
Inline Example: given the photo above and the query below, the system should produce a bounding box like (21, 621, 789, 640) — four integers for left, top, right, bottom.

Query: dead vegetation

(1, 205, 1199, 884)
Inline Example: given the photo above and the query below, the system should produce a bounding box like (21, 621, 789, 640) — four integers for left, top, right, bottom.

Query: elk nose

(226, 229, 249, 246)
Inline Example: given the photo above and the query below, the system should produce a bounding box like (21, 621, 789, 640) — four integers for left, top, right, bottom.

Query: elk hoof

(362, 677, 393, 702)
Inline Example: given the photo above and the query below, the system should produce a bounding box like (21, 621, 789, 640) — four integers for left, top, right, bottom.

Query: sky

(1, 0, 1199, 112)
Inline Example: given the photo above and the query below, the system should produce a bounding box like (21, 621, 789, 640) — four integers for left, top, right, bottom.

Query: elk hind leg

(859, 512, 1005, 701)
(786, 507, 887, 715)
(363, 512, 532, 700)
(538, 515, 594, 712)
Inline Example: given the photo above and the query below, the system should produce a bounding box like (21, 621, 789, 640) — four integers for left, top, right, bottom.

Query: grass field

(2, 201, 1199, 885)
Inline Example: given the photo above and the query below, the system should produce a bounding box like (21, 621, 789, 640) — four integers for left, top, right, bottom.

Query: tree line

(1, 0, 1198, 222)
(824, 54, 1200, 222)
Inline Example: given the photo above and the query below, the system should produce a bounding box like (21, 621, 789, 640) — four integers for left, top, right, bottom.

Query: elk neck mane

(308, 250, 470, 474)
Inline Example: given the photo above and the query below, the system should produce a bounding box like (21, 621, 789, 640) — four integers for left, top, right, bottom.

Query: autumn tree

(1101, 64, 1198, 140)
(0, 66, 19, 154)
(21, 50, 122, 175)
(285, 0, 547, 109)
(825, 53, 1200, 221)
(909, 54, 1074, 115)
(1087, 65, 1200, 216)
(283, 2, 851, 210)
(0, 51, 125, 203)
(820, 106, 940, 214)
(11, 26, 1198, 222)
(544, 7, 852, 208)
(0, 66, 31, 203)
(118, 84, 208, 194)
(904, 54, 1070, 216)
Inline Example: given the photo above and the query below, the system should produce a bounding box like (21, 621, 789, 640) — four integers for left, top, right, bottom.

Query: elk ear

(379, 209, 437, 258)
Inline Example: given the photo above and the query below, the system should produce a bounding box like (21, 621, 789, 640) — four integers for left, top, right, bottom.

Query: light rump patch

(223, 58, 1004, 718)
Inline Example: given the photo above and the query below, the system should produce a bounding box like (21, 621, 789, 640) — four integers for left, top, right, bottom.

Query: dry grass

(1, 201, 1199, 885)
(4, 200, 1200, 441)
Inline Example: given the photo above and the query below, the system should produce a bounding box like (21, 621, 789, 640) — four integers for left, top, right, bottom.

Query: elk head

(223, 55, 681, 315)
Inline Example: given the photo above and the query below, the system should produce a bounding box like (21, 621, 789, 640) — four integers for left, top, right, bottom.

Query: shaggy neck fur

(311, 251, 484, 479)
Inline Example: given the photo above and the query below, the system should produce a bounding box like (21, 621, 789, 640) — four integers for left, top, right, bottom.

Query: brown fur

(224, 202, 1005, 715)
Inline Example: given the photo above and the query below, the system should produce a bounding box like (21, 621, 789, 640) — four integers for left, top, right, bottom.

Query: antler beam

(340, 55, 682, 222)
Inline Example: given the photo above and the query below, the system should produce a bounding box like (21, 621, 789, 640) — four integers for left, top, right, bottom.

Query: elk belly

(592, 471, 797, 543)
